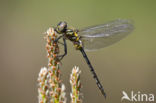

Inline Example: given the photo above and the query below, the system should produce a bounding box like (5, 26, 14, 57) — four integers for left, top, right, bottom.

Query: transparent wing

(79, 19, 134, 51)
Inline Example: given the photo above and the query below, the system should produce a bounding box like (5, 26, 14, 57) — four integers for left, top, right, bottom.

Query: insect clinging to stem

(52, 19, 134, 98)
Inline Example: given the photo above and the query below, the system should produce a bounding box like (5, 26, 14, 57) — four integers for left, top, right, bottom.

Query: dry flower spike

(38, 28, 66, 103)
(70, 66, 82, 103)
(38, 27, 82, 103)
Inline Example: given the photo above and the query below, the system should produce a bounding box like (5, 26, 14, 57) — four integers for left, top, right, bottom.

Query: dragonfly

(53, 19, 134, 98)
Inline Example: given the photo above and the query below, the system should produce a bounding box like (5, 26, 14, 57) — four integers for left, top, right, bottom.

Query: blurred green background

(0, 0, 156, 103)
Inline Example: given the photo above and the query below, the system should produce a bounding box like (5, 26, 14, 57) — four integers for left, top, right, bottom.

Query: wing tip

(116, 18, 135, 32)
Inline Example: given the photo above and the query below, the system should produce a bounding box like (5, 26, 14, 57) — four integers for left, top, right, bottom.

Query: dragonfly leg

(80, 48, 106, 98)
(58, 41, 64, 45)
(57, 38, 67, 60)
(54, 35, 63, 43)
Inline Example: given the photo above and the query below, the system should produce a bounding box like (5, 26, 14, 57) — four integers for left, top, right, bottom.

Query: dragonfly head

(56, 21, 67, 34)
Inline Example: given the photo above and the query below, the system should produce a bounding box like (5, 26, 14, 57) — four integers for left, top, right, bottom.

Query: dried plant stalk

(38, 27, 83, 103)
(70, 66, 82, 103)
(38, 28, 66, 103)
(38, 67, 49, 103)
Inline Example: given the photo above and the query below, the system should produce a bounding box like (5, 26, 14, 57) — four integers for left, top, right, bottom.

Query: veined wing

(79, 19, 134, 51)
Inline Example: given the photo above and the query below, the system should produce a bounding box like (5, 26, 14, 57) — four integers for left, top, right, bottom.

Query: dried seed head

(38, 28, 66, 103)
(70, 66, 82, 103)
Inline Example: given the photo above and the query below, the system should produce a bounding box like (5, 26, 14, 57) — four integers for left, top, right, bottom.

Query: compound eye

(57, 21, 67, 32)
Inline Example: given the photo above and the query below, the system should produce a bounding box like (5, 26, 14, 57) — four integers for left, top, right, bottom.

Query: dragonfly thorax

(65, 29, 78, 41)
(65, 29, 83, 50)
(55, 21, 83, 50)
